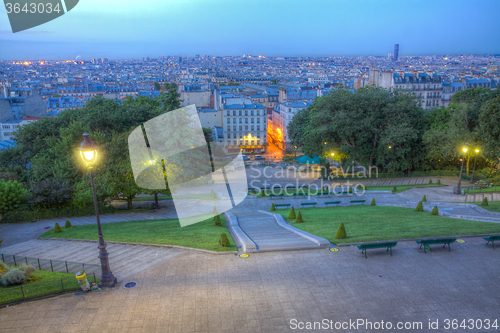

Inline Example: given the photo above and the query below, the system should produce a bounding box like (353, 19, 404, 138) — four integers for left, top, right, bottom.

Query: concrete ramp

(227, 211, 329, 252)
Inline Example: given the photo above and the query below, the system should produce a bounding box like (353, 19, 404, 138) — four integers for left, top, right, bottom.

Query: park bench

(269, 194, 284, 199)
(416, 238, 456, 253)
(293, 193, 307, 198)
(274, 204, 290, 209)
(350, 200, 366, 205)
(316, 191, 330, 197)
(324, 201, 341, 207)
(300, 202, 317, 208)
(357, 242, 398, 258)
(484, 235, 500, 249)
(285, 186, 296, 190)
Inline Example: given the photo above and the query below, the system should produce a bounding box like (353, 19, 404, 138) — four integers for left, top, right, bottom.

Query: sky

(1, 0, 499, 60)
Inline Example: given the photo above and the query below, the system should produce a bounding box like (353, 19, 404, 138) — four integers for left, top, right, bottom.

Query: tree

(479, 96, 500, 160)
(288, 87, 426, 172)
(154, 82, 161, 91)
(335, 222, 346, 239)
(96, 131, 142, 209)
(0, 180, 27, 213)
(29, 178, 74, 209)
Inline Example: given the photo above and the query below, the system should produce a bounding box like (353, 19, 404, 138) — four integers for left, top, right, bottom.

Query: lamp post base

(97, 243, 117, 288)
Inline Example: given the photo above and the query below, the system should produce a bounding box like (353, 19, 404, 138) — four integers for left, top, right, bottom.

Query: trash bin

(461, 188, 466, 196)
(75, 271, 90, 291)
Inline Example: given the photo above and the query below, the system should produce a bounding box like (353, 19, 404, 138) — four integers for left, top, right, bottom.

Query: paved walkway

(1, 237, 498, 333)
(0, 239, 184, 283)
(231, 211, 326, 252)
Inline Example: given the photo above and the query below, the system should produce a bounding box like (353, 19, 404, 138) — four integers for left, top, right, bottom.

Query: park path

(230, 211, 328, 252)
(0, 239, 184, 282)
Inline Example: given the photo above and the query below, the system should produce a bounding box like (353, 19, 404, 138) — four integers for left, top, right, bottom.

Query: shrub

(0, 180, 27, 213)
(437, 179, 441, 185)
(214, 215, 222, 227)
(0, 261, 8, 274)
(415, 201, 424, 212)
(371, 198, 376, 206)
(335, 222, 347, 239)
(54, 222, 62, 233)
(30, 178, 74, 209)
(475, 180, 488, 189)
(0, 172, 17, 182)
(65, 220, 72, 228)
(0, 237, 2, 247)
(213, 206, 219, 220)
(429, 179, 433, 184)
(431, 206, 439, 215)
(270, 203, 276, 211)
(392, 186, 397, 192)
(422, 195, 427, 202)
(482, 197, 488, 206)
(0, 269, 26, 286)
(211, 189, 217, 199)
(218, 233, 230, 247)
(259, 190, 266, 197)
(288, 207, 296, 219)
(295, 211, 303, 223)
(18, 264, 35, 277)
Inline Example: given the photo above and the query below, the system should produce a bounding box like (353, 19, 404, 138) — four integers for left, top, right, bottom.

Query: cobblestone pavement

(1, 237, 499, 333)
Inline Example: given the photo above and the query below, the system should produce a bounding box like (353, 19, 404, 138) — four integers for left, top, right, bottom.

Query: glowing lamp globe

(463, 147, 468, 153)
(79, 132, 98, 166)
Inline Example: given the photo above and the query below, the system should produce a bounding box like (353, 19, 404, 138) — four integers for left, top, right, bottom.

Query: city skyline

(1, 0, 499, 60)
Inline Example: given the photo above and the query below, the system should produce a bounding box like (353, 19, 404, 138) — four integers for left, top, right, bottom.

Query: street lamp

(470, 148, 480, 184)
(456, 143, 468, 195)
(79, 133, 117, 288)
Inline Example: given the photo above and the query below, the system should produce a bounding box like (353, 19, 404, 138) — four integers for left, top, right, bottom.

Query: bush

(371, 198, 376, 206)
(0, 172, 18, 182)
(482, 197, 488, 206)
(429, 179, 433, 184)
(288, 207, 296, 219)
(218, 233, 230, 247)
(335, 222, 347, 239)
(259, 190, 266, 197)
(431, 206, 439, 215)
(0, 261, 8, 275)
(30, 178, 74, 209)
(214, 215, 222, 227)
(0, 269, 26, 286)
(295, 211, 303, 223)
(65, 220, 72, 228)
(270, 203, 276, 211)
(392, 186, 397, 192)
(0, 180, 27, 213)
(437, 179, 441, 185)
(415, 201, 424, 212)
(213, 206, 219, 220)
(18, 264, 35, 277)
(211, 189, 217, 199)
(475, 180, 488, 189)
(54, 223, 62, 233)
(422, 195, 427, 202)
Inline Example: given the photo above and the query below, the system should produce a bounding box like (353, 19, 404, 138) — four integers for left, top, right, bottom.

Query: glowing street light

(78, 133, 117, 288)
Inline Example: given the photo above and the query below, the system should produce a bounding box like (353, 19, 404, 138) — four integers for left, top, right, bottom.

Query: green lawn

(39, 216, 236, 252)
(0, 269, 97, 305)
(366, 183, 447, 193)
(476, 201, 500, 212)
(275, 206, 500, 244)
(247, 183, 447, 196)
(118, 193, 217, 202)
(465, 186, 500, 194)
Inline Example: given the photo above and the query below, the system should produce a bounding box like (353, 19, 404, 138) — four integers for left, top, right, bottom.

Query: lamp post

(79, 133, 117, 288)
(456, 143, 468, 195)
(470, 148, 480, 184)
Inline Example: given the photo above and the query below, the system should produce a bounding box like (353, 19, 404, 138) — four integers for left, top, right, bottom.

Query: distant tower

(393, 44, 399, 61)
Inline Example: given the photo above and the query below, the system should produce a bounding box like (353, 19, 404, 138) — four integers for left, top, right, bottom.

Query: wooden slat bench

(269, 194, 284, 199)
(325, 201, 341, 207)
(274, 204, 290, 209)
(350, 200, 366, 205)
(484, 235, 500, 249)
(416, 238, 456, 253)
(300, 203, 317, 208)
(357, 242, 398, 258)
(292, 193, 306, 198)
